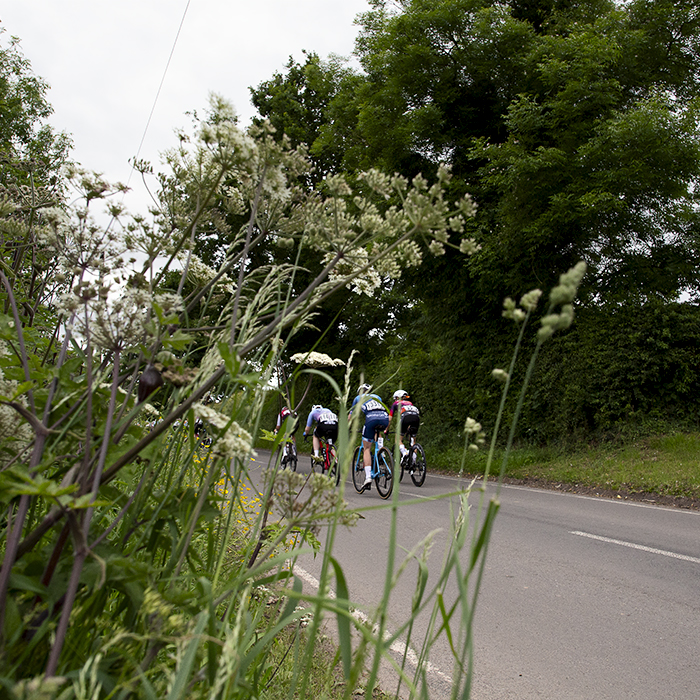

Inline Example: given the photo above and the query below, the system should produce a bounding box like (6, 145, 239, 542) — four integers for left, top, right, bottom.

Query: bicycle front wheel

(351, 446, 365, 493)
(410, 444, 426, 486)
(374, 447, 394, 499)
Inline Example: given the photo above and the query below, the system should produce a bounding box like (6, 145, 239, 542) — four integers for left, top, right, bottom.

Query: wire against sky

(127, 0, 192, 190)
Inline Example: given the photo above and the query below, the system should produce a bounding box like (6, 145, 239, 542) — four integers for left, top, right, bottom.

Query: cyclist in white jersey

(303, 405, 339, 463)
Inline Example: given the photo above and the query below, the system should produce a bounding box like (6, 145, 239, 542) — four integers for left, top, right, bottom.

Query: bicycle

(310, 436, 340, 485)
(399, 431, 426, 487)
(351, 431, 394, 499)
(279, 435, 298, 471)
(194, 418, 213, 447)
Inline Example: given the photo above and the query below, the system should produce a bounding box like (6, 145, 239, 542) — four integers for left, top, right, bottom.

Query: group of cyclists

(274, 384, 421, 493)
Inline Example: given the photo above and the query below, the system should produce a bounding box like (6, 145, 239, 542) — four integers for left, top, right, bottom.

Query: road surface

(248, 450, 700, 699)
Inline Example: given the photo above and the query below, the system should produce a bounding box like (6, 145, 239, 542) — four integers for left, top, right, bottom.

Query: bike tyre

(288, 440, 297, 472)
(375, 447, 394, 500)
(351, 446, 365, 493)
(410, 444, 426, 487)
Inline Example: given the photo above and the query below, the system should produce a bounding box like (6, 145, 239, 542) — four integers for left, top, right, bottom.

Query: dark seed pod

(138, 364, 163, 403)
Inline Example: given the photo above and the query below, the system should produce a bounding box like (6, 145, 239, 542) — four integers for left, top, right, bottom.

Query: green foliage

(251, 0, 700, 446)
(461, 431, 700, 501)
(385, 299, 700, 457)
(0, 43, 505, 698)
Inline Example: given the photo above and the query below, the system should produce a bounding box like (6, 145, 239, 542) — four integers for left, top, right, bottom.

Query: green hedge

(375, 301, 700, 451)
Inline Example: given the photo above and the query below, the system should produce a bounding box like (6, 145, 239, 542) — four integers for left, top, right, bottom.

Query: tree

(0, 29, 71, 193)
(254, 0, 700, 305)
(249, 0, 700, 444)
(250, 52, 357, 182)
(0, 29, 72, 325)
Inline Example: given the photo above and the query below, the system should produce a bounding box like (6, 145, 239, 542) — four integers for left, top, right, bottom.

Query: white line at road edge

(293, 565, 453, 686)
(571, 531, 700, 564)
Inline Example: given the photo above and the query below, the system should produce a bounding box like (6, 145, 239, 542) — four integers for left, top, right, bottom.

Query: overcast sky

(1, 0, 370, 215)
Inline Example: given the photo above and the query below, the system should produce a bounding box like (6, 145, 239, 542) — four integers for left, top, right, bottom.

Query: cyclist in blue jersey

(303, 404, 339, 463)
(349, 384, 389, 491)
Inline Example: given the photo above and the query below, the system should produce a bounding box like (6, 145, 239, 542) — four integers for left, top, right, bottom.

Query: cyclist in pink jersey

(387, 390, 420, 463)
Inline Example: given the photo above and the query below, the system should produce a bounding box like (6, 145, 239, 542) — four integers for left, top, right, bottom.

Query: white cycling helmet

(393, 390, 409, 401)
(312, 404, 323, 411)
(358, 383, 372, 394)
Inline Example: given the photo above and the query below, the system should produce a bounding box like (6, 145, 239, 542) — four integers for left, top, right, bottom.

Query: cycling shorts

(400, 413, 420, 436)
(314, 421, 338, 443)
(362, 415, 389, 441)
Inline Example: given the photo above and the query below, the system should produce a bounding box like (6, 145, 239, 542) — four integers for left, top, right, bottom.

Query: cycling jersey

(350, 393, 389, 441)
(389, 399, 420, 419)
(306, 406, 339, 442)
(276, 408, 298, 434)
(306, 407, 338, 428)
(389, 399, 420, 436)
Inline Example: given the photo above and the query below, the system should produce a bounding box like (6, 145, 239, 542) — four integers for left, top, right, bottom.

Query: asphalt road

(249, 450, 700, 699)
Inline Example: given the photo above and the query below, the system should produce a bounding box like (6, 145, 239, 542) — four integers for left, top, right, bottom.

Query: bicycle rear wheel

(311, 446, 323, 474)
(351, 446, 365, 493)
(374, 447, 394, 499)
(410, 444, 426, 486)
(286, 441, 297, 471)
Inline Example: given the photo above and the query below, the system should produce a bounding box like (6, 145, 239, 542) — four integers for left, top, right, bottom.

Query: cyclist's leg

(404, 416, 420, 464)
(398, 420, 409, 462)
(312, 426, 322, 462)
(361, 420, 375, 486)
(362, 438, 372, 469)
(371, 418, 390, 475)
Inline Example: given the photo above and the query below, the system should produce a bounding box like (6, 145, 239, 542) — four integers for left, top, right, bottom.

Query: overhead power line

(126, 0, 192, 189)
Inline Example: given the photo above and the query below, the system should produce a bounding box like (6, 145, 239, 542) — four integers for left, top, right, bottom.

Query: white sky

(1, 0, 370, 215)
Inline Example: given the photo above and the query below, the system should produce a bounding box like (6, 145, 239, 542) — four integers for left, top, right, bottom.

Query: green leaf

(217, 341, 240, 378)
(329, 557, 352, 679)
(0, 380, 33, 400)
(2, 594, 22, 644)
(163, 329, 193, 351)
(277, 575, 303, 627)
(8, 572, 46, 596)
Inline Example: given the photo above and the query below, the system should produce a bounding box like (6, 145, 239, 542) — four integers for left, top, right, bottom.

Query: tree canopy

(251, 0, 700, 441)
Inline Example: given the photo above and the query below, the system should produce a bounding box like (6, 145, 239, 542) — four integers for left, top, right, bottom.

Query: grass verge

(431, 432, 700, 508)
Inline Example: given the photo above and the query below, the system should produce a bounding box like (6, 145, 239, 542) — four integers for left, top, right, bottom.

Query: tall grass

(0, 93, 585, 699)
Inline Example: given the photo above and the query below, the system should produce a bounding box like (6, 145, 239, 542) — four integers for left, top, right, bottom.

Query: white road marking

(571, 531, 700, 564)
(293, 565, 453, 685)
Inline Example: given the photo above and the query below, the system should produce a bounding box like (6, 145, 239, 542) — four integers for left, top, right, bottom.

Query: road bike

(279, 435, 298, 471)
(311, 436, 340, 485)
(351, 432, 394, 499)
(399, 432, 426, 487)
(194, 418, 213, 447)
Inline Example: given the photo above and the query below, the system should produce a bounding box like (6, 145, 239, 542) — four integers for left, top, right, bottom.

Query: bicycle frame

(351, 431, 394, 499)
(313, 437, 339, 485)
(399, 431, 426, 487)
